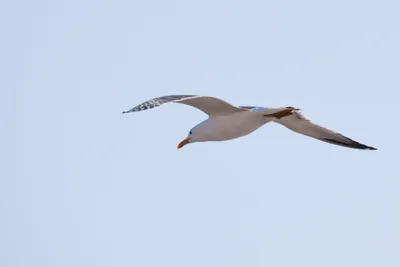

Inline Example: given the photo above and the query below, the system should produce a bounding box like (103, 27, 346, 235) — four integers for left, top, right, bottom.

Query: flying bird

(122, 95, 377, 150)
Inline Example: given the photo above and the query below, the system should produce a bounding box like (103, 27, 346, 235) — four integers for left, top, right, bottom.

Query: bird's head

(177, 120, 216, 149)
(177, 122, 210, 149)
(177, 129, 195, 149)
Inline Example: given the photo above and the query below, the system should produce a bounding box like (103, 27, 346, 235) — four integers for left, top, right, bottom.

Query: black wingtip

(122, 111, 129, 114)
(322, 138, 378, 151)
(356, 143, 378, 150)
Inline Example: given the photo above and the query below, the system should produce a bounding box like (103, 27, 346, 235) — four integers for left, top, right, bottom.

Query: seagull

(122, 95, 377, 150)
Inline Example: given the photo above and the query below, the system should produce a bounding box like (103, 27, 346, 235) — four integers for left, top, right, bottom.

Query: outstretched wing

(275, 111, 377, 150)
(123, 95, 245, 117)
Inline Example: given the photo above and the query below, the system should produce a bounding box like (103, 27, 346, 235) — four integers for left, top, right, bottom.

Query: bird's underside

(123, 94, 377, 150)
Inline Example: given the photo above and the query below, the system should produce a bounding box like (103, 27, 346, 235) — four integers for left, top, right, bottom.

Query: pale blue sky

(5, 0, 400, 266)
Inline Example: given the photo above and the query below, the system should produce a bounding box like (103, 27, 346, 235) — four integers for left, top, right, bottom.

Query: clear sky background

(4, 0, 400, 266)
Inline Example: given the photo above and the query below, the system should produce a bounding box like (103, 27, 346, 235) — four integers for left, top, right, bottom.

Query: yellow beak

(177, 137, 191, 149)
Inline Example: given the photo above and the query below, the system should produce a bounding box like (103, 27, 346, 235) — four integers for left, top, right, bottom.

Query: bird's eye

(189, 131, 192, 135)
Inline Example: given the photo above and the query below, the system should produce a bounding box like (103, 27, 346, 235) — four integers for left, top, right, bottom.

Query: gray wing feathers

(178, 96, 243, 116)
(239, 106, 257, 110)
(123, 95, 244, 116)
(122, 95, 197, 113)
(275, 111, 377, 150)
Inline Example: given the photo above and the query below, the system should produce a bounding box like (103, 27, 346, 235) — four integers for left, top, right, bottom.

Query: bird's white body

(193, 109, 275, 142)
(194, 112, 264, 142)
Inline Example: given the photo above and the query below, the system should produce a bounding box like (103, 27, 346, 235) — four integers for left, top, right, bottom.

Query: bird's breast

(204, 112, 265, 141)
